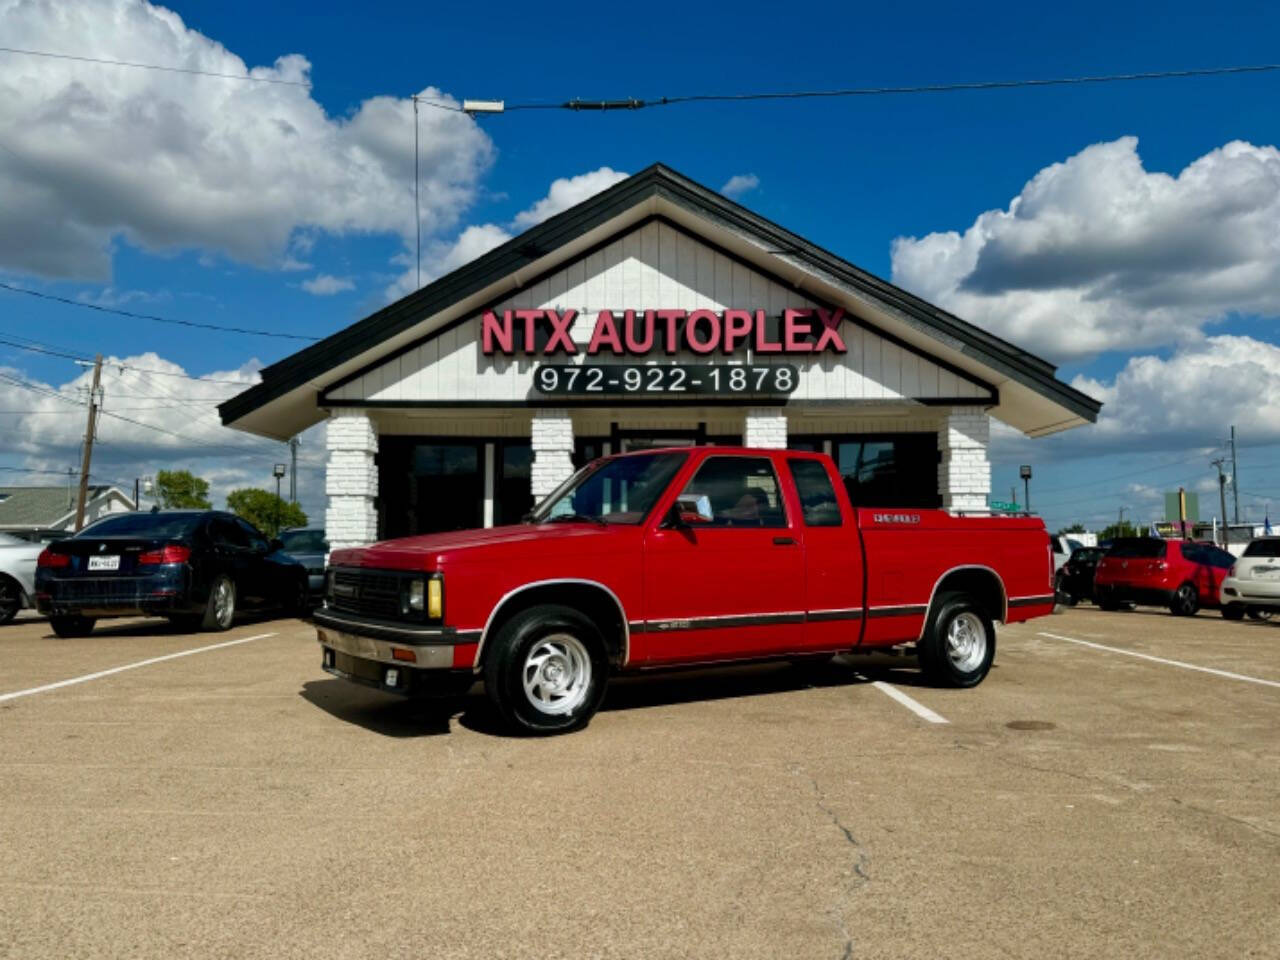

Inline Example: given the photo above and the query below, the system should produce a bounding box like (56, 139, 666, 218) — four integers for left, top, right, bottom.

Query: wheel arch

(919, 565, 1007, 640)
(475, 579, 629, 671)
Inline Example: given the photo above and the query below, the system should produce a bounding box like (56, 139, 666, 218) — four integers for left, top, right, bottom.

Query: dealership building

(220, 165, 1100, 550)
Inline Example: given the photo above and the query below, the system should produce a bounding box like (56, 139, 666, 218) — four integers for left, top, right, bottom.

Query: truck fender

(475, 578, 631, 671)
(918, 565, 1008, 641)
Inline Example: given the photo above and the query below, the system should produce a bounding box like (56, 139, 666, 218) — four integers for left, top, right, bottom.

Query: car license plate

(87, 555, 120, 571)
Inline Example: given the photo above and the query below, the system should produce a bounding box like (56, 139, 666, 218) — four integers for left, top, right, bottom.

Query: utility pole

(73, 354, 103, 531)
(289, 437, 299, 503)
(1230, 426, 1240, 523)
(273, 463, 287, 537)
(1211, 458, 1230, 548)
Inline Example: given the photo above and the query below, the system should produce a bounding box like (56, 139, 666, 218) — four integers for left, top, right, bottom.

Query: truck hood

(330, 523, 625, 571)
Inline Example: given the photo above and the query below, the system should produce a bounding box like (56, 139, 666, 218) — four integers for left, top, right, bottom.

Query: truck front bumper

(314, 608, 480, 698)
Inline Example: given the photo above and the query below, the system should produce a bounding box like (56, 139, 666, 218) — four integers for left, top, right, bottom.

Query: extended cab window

(679, 456, 787, 528)
(787, 459, 842, 527)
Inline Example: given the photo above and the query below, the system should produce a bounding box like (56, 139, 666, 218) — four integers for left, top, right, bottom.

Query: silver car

(0, 531, 43, 625)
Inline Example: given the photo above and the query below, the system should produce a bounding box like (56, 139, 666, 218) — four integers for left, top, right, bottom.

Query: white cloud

(0, 353, 328, 520)
(891, 137, 1280, 363)
(0, 0, 493, 281)
(384, 167, 628, 300)
(721, 173, 759, 199)
(1068, 335, 1280, 450)
(301, 274, 354, 296)
(511, 168, 628, 228)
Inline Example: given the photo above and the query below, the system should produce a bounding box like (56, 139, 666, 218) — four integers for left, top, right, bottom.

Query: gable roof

(0, 485, 128, 529)
(219, 163, 1100, 438)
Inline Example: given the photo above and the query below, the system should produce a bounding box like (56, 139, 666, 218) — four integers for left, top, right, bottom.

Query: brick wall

(744, 409, 787, 449)
(324, 412, 379, 550)
(937, 408, 991, 511)
(531, 410, 575, 499)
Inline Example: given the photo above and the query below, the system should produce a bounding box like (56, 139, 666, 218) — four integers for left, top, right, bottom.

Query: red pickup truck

(316, 447, 1055, 734)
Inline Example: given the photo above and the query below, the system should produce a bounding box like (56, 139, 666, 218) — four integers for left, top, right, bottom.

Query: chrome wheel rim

(945, 612, 987, 673)
(214, 579, 234, 627)
(522, 633, 591, 716)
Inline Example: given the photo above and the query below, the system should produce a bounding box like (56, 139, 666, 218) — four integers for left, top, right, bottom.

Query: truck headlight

(407, 579, 425, 611)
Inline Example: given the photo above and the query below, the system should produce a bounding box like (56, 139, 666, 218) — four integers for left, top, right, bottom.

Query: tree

(155, 469, 211, 509)
(1057, 523, 1086, 535)
(226, 488, 307, 538)
(1098, 521, 1139, 541)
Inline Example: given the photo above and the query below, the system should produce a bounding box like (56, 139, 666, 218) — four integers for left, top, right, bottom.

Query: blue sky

(2, 0, 1279, 529)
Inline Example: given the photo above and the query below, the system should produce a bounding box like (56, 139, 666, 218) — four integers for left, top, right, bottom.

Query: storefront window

(789, 433, 940, 508)
(379, 439, 485, 538)
(495, 441, 533, 525)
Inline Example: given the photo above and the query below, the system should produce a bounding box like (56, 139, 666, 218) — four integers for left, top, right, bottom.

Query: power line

(505, 62, 1280, 112)
(0, 45, 312, 87)
(0, 282, 320, 341)
(0, 332, 262, 386)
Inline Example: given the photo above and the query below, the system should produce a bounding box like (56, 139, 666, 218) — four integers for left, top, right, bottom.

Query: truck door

(785, 457, 864, 649)
(640, 454, 805, 664)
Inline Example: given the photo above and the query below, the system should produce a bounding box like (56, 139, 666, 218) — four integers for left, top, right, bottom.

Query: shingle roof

(0, 485, 112, 528)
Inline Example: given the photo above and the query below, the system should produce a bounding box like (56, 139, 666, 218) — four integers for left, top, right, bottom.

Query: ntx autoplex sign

(481, 307, 848, 356)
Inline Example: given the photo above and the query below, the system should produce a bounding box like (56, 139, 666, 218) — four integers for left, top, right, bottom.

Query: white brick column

(325, 412, 379, 550)
(744, 408, 787, 449)
(938, 408, 991, 511)
(531, 410, 574, 500)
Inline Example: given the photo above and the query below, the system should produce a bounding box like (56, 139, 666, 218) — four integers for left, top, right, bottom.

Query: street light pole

(1019, 465, 1032, 513)
(273, 463, 287, 537)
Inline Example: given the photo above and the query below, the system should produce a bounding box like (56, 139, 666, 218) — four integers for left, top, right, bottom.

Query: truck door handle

(773, 536, 797, 546)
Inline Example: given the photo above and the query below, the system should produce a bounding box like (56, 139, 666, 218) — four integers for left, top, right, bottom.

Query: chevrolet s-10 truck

(315, 447, 1055, 734)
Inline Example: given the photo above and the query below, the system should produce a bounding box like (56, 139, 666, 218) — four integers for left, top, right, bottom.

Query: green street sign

(988, 500, 1020, 512)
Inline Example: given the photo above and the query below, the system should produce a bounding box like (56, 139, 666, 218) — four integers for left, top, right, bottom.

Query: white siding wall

(326, 220, 991, 407)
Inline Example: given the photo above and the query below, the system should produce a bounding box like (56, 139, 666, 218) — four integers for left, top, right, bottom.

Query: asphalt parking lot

(1, 606, 1277, 959)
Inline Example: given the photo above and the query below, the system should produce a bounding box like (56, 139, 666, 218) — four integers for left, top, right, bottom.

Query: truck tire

(1169, 583, 1199, 617)
(200, 575, 236, 631)
(918, 592, 995, 688)
(483, 604, 608, 735)
(50, 615, 96, 638)
(1221, 603, 1246, 621)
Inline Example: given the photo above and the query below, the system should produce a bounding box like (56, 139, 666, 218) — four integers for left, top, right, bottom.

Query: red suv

(1093, 538, 1236, 616)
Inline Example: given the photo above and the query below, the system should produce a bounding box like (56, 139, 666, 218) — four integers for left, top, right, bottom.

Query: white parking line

(0, 632, 278, 703)
(1038, 631, 1280, 690)
(857, 675, 949, 723)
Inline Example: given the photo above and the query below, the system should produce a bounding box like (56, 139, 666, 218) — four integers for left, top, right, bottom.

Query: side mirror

(669, 494, 713, 527)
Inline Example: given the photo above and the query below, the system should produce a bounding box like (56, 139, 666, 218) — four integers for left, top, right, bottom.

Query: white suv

(1219, 537, 1280, 620)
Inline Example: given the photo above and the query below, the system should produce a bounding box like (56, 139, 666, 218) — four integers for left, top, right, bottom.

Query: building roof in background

(0, 485, 129, 529)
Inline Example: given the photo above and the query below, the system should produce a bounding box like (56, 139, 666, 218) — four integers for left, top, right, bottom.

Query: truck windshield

(531, 452, 687, 525)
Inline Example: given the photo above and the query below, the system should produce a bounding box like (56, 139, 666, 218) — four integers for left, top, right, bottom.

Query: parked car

(1093, 537, 1236, 616)
(1055, 546, 1105, 605)
(35, 510, 309, 638)
(314, 447, 1057, 734)
(0, 531, 43, 625)
(1219, 536, 1280, 620)
(277, 526, 328, 598)
(1050, 535, 1071, 573)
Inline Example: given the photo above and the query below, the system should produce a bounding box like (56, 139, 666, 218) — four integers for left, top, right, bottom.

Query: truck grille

(328, 569, 404, 620)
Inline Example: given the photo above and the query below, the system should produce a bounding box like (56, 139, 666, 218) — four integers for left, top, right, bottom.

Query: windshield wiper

(545, 513, 608, 527)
